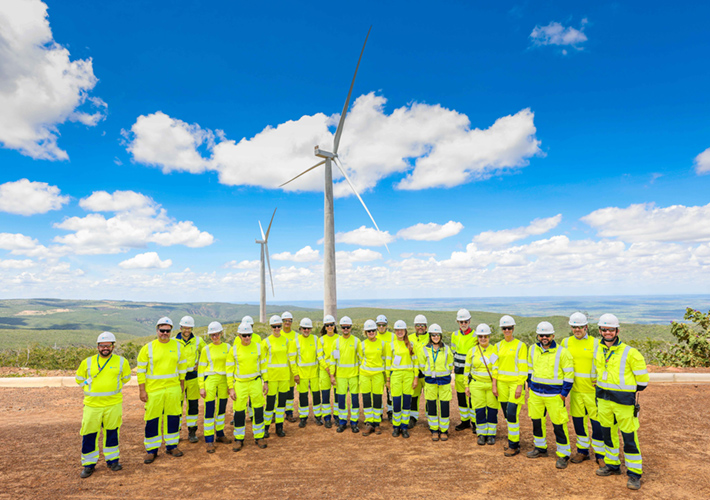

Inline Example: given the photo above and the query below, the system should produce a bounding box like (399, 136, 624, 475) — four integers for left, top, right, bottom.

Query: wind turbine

(256, 208, 276, 323)
(280, 27, 386, 319)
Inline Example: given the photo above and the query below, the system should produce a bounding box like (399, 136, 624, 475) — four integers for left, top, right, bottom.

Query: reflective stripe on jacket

(75, 354, 132, 408)
(594, 340, 649, 406)
(493, 338, 528, 384)
(136, 339, 187, 391)
(562, 335, 599, 393)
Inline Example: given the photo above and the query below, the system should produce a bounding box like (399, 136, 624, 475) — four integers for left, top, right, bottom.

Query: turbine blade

(265, 242, 275, 296)
(265, 208, 277, 241)
(279, 160, 325, 188)
(333, 157, 390, 254)
(333, 26, 372, 155)
(258, 220, 265, 241)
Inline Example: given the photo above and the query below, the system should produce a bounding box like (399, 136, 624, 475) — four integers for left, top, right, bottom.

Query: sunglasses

(458, 320, 470, 324)
(599, 327, 616, 333)
(537, 334, 552, 338)
(98, 343, 113, 348)
(159, 328, 172, 333)
(502, 327, 513, 331)
(301, 327, 312, 330)
(365, 329, 376, 333)
(271, 325, 282, 329)
(430, 333, 441, 337)
(240, 334, 252, 338)
(324, 323, 335, 327)
(341, 325, 351, 329)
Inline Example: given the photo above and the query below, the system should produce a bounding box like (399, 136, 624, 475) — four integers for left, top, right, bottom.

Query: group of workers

(75, 309, 649, 490)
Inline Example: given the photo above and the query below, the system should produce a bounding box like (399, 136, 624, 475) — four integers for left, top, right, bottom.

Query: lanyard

(96, 354, 112, 376)
(432, 347, 440, 365)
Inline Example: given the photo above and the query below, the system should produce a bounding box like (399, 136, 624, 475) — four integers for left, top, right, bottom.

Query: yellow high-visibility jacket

(359, 337, 388, 376)
(227, 340, 266, 385)
(136, 339, 187, 392)
(562, 335, 599, 393)
(527, 341, 574, 397)
(75, 354, 132, 408)
(451, 328, 477, 375)
(294, 334, 322, 379)
(386, 338, 419, 378)
(493, 338, 528, 385)
(281, 329, 297, 343)
(331, 335, 361, 378)
(263, 333, 296, 382)
(175, 333, 204, 375)
(464, 343, 498, 383)
(198, 342, 231, 390)
(377, 330, 395, 345)
(420, 344, 454, 382)
(594, 339, 649, 406)
(318, 333, 340, 375)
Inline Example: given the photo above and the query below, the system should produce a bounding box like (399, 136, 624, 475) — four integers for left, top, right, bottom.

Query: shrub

(657, 308, 710, 367)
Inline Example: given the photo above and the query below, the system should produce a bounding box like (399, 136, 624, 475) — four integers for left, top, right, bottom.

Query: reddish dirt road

(0, 384, 708, 500)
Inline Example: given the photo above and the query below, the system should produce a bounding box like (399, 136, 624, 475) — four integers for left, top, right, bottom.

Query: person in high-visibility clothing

(75, 332, 132, 478)
(227, 322, 268, 451)
(175, 315, 204, 443)
(281, 311, 299, 423)
(408, 314, 429, 428)
(387, 320, 419, 438)
(294, 317, 323, 427)
(563, 312, 605, 466)
(263, 314, 296, 438)
(359, 319, 388, 436)
(465, 324, 499, 446)
(198, 321, 232, 453)
(594, 313, 649, 491)
(421, 324, 454, 441)
(494, 315, 528, 457)
(331, 316, 362, 433)
(137, 317, 187, 463)
(318, 315, 339, 428)
(526, 321, 575, 469)
(451, 308, 477, 431)
(376, 314, 394, 421)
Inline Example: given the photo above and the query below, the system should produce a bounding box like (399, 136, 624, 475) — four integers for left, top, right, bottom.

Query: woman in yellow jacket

(465, 323, 499, 446)
(386, 320, 419, 438)
(294, 317, 324, 427)
(318, 314, 339, 428)
(359, 319, 388, 436)
(198, 321, 232, 453)
(420, 324, 454, 441)
(263, 314, 296, 438)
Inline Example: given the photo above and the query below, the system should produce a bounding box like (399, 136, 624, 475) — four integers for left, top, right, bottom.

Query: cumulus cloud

(397, 221, 464, 241)
(336, 248, 383, 263)
(119, 252, 172, 269)
(473, 215, 562, 248)
(332, 226, 395, 247)
(0, 0, 105, 160)
(0, 259, 35, 269)
(224, 259, 260, 270)
(0, 179, 69, 215)
(0, 232, 40, 251)
(80, 190, 155, 214)
(272, 245, 320, 262)
(694, 147, 710, 175)
(581, 203, 710, 243)
(125, 95, 541, 194)
(530, 19, 588, 54)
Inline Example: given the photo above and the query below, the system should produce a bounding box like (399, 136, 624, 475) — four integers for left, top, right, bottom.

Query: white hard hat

(428, 324, 443, 334)
(300, 318, 313, 328)
(237, 322, 253, 334)
(414, 314, 428, 325)
(376, 314, 388, 324)
(97, 331, 116, 343)
(156, 317, 173, 327)
(536, 321, 555, 335)
(499, 315, 516, 327)
(569, 312, 588, 327)
(207, 321, 223, 335)
(394, 320, 407, 330)
(363, 319, 377, 330)
(456, 309, 471, 321)
(598, 313, 620, 328)
(269, 315, 282, 326)
(179, 316, 195, 327)
(323, 314, 336, 324)
(281, 311, 293, 320)
(339, 316, 353, 326)
(475, 323, 492, 336)
(241, 315, 254, 325)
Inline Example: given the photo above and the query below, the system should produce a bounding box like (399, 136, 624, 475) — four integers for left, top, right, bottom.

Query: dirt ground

(0, 384, 708, 500)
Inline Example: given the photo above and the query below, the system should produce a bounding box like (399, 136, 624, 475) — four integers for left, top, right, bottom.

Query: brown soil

(0, 384, 708, 500)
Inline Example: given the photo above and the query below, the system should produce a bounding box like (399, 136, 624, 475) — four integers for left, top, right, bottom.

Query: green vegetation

(658, 308, 710, 367)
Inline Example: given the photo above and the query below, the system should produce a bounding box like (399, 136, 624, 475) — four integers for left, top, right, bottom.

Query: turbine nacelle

(315, 147, 336, 160)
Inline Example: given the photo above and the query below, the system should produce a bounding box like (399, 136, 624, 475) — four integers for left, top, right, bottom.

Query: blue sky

(1, 0, 710, 303)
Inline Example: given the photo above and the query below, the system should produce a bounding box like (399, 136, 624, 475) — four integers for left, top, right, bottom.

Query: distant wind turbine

(280, 27, 386, 319)
(256, 208, 276, 323)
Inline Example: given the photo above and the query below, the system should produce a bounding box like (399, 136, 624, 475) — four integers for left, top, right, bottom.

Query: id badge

(332, 350, 340, 360)
(393, 355, 402, 365)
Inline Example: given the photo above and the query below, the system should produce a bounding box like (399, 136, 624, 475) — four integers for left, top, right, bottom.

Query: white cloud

(272, 245, 320, 262)
(224, 259, 260, 270)
(119, 252, 172, 269)
(336, 248, 383, 263)
(473, 215, 562, 248)
(125, 95, 541, 194)
(397, 221, 464, 241)
(0, 259, 35, 269)
(80, 190, 154, 214)
(694, 147, 710, 175)
(0, 0, 105, 160)
(530, 19, 588, 53)
(333, 226, 395, 247)
(0, 179, 69, 215)
(581, 203, 710, 243)
(0, 232, 41, 251)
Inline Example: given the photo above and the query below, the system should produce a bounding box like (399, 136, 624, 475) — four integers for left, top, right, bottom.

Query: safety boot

(315, 416, 324, 426)
(336, 423, 347, 433)
(477, 435, 487, 446)
(324, 418, 333, 429)
(188, 427, 198, 443)
(571, 452, 590, 463)
(431, 431, 440, 442)
(206, 443, 215, 454)
(108, 462, 122, 472)
(286, 414, 298, 423)
(504, 447, 520, 457)
(392, 427, 401, 437)
(166, 447, 183, 457)
(143, 451, 157, 464)
(556, 456, 570, 469)
(408, 417, 416, 429)
(80, 466, 95, 478)
(526, 448, 549, 459)
(275, 423, 286, 437)
(264, 426, 270, 438)
(627, 476, 641, 490)
(596, 465, 622, 476)
(454, 420, 471, 431)
(362, 423, 373, 436)
(232, 440, 244, 452)
(439, 431, 449, 441)
(255, 438, 267, 449)
(351, 423, 360, 433)
(215, 435, 231, 444)
(375, 424, 382, 435)
(486, 436, 496, 445)
(299, 418, 307, 428)
(401, 428, 410, 439)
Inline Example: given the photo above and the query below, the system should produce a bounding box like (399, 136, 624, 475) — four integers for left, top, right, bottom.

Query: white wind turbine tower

(280, 27, 387, 319)
(256, 208, 277, 323)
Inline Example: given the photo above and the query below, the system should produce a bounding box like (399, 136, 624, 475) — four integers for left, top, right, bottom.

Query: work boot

(315, 416, 324, 426)
(255, 438, 267, 449)
(336, 423, 347, 433)
(392, 427, 401, 437)
(264, 426, 270, 438)
(215, 435, 232, 444)
(80, 466, 94, 478)
(286, 414, 298, 423)
(439, 431, 449, 441)
(362, 423, 373, 436)
(166, 447, 183, 457)
(351, 423, 360, 433)
(375, 425, 382, 435)
(324, 419, 333, 429)
(275, 423, 286, 437)
(627, 476, 641, 490)
(504, 447, 520, 457)
(431, 431, 440, 442)
(526, 448, 549, 459)
(188, 427, 198, 443)
(477, 435, 487, 446)
(387, 411, 393, 421)
(556, 456, 570, 469)
(408, 417, 416, 429)
(108, 462, 122, 472)
(401, 428, 410, 439)
(334, 416, 341, 426)
(299, 418, 307, 428)
(487, 436, 496, 446)
(596, 465, 622, 476)
(454, 420, 471, 431)
(206, 443, 215, 453)
(143, 451, 157, 464)
(232, 440, 244, 452)
(571, 452, 590, 464)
